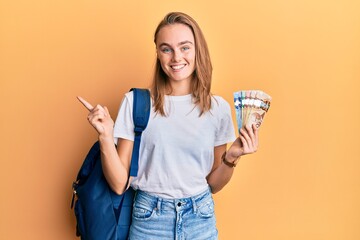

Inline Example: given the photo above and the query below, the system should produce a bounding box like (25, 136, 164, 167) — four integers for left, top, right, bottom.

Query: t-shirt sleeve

(214, 97, 237, 146)
(113, 92, 135, 144)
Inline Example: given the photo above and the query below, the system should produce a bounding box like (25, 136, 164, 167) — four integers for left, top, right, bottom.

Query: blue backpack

(71, 88, 150, 240)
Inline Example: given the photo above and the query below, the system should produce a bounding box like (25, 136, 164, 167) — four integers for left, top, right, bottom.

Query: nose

(172, 49, 182, 62)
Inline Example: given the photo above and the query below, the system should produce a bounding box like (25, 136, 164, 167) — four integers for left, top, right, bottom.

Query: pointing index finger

(77, 96, 94, 111)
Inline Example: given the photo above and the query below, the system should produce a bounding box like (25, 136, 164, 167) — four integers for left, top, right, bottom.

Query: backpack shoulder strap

(129, 88, 150, 177)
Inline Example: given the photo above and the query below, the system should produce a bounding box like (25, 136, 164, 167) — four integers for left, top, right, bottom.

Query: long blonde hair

(151, 12, 213, 116)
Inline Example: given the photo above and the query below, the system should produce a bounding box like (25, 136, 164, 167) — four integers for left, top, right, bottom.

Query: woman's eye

(182, 46, 190, 51)
(161, 48, 172, 53)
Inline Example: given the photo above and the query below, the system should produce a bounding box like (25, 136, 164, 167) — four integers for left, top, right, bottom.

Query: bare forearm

(99, 135, 128, 194)
(207, 145, 235, 194)
(207, 124, 260, 194)
(207, 161, 235, 194)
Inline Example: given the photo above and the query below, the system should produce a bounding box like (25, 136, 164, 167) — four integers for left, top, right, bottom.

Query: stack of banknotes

(233, 90, 272, 131)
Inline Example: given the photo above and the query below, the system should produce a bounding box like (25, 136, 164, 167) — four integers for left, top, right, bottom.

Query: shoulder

(120, 91, 135, 108)
(211, 95, 231, 109)
(123, 88, 151, 103)
(208, 95, 232, 118)
(124, 91, 134, 101)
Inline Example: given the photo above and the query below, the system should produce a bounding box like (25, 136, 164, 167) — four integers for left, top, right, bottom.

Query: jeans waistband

(134, 188, 212, 213)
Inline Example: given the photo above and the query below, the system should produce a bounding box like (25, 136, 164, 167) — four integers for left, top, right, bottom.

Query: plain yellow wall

(1, 0, 359, 239)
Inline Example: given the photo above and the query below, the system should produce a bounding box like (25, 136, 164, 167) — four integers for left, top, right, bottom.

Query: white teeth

(171, 64, 185, 70)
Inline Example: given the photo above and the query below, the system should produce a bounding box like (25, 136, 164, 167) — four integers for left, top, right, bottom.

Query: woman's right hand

(77, 96, 114, 138)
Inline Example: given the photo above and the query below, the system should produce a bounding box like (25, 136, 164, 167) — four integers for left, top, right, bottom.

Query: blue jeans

(129, 188, 218, 240)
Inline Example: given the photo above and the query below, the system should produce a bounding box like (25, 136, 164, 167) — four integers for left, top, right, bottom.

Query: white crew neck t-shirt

(113, 91, 236, 198)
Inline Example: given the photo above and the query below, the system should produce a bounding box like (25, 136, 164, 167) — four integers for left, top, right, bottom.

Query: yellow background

(1, 0, 359, 239)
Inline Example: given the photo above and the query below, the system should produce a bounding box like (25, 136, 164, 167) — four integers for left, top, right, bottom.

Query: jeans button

(177, 202, 181, 207)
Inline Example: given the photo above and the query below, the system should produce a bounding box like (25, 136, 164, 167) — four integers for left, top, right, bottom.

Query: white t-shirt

(113, 91, 236, 198)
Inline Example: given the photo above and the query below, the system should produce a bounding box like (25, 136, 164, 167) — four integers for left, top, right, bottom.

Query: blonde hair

(151, 12, 213, 116)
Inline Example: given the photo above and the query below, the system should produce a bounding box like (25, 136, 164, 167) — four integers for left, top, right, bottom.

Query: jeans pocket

(132, 201, 155, 220)
(197, 198, 215, 218)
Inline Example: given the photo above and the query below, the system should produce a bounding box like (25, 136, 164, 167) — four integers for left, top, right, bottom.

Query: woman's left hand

(227, 124, 259, 160)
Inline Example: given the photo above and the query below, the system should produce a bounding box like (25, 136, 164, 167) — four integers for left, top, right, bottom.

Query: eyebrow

(158, 40, 194, 48)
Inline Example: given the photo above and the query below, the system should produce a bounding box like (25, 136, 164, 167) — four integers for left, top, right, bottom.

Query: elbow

(210, 187, 222, 195)
(109, 181, 128, 195)
(211, 188, 219, 194)
(112, 187, 125, 195)
(104, 173, 129, 195)
(208, 184, 223, 195)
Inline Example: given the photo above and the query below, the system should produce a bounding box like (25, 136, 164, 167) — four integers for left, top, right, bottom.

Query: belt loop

(156, 197, 162, 215)
(191, 197, 197, 214)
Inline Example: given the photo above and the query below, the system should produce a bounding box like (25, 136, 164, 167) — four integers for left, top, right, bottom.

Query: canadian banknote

(234, 90, 271, 131)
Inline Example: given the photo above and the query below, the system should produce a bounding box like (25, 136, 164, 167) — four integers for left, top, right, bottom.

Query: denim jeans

(129, 188, 218, 240)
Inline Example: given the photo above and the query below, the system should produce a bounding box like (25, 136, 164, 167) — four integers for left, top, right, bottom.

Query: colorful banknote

(234, 90, 271, 131)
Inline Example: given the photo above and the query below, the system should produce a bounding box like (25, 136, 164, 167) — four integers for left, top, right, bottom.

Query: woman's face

(156, 23, 196, 85)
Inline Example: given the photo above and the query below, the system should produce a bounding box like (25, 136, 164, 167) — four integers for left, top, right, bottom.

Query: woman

(79, 12, 259, 240)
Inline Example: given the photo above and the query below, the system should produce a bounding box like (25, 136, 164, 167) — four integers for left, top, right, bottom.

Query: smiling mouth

(171, 64, 186, 70)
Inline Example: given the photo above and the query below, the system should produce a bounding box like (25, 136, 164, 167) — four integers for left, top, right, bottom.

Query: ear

(155, 49, 159, 59)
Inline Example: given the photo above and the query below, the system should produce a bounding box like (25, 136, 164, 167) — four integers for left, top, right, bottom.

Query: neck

(167, 79, 192, 96)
